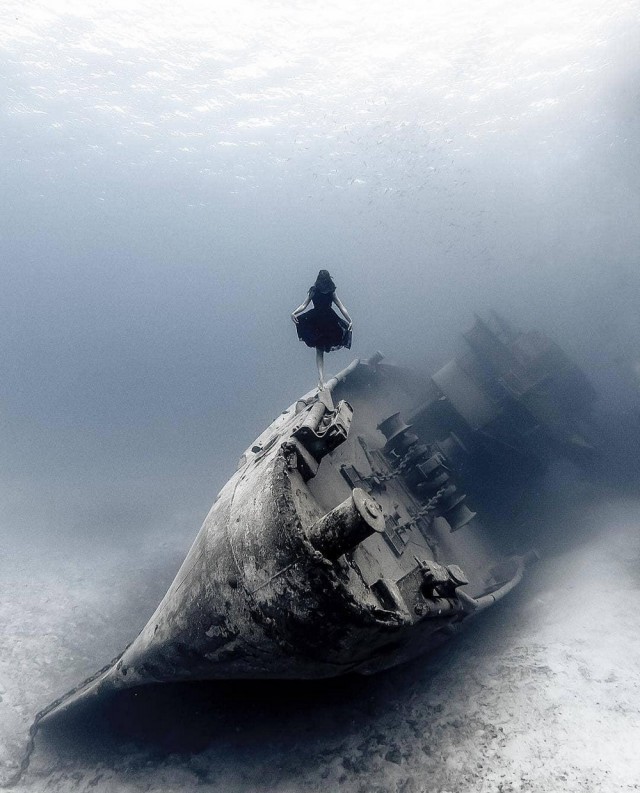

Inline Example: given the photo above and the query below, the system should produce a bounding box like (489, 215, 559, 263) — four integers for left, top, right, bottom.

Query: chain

(373, 447, 421, 484)
(393, 485, 447, 534)
(415, 484, 447, 518)
(0, 648, 127, 790)
(429, 485, 447, 511)
(372, 446, 450, 488)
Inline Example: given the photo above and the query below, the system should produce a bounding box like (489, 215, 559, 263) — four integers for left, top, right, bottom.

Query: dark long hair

(313, 269, 336, 294)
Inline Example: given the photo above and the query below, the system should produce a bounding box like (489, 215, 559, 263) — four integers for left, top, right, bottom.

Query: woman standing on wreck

(291, 270, 353, 390)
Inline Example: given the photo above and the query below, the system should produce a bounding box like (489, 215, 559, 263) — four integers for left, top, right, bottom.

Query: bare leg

(316, 348, 325, 390)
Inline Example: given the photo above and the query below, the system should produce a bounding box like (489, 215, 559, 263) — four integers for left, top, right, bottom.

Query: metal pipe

(415, 597, 460, 619)
(326, 358, 361, 392)
(457, 551, 538, 614)
(298, 401, 327, 434)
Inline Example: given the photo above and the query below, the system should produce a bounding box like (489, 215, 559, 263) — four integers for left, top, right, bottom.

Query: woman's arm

(333, 294, 352, 330)
(291, 294, 311, 323)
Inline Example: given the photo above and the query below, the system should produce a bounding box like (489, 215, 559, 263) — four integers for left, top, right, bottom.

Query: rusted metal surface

(307, 489, 385, 561)
(41, 320, 588, 722)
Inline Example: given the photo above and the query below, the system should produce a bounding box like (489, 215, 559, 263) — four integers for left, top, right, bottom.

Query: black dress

(296, 287, 352, 352)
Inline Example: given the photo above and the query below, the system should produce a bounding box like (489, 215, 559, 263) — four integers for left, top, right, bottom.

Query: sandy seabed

(1, 496, 639, 793)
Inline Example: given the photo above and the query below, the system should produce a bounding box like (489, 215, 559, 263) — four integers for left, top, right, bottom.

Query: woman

(291, 270, 353, 389)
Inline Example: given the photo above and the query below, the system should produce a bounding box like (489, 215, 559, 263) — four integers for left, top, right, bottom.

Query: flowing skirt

(296, 308, 352, 352)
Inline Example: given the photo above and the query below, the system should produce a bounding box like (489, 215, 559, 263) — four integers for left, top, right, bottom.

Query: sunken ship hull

(45, 314, 595, 718)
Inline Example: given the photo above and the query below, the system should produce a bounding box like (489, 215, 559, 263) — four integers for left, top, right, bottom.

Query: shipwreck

(41, 313, 597, 720)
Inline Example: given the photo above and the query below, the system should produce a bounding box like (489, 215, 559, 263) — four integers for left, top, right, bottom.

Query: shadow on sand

(38, 591, 527, 785)
(34, 466, 618, 785)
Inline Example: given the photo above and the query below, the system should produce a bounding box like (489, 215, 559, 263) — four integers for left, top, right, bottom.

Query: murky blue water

(1, 0, 639, 538)
(1, 6, 640, 790)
